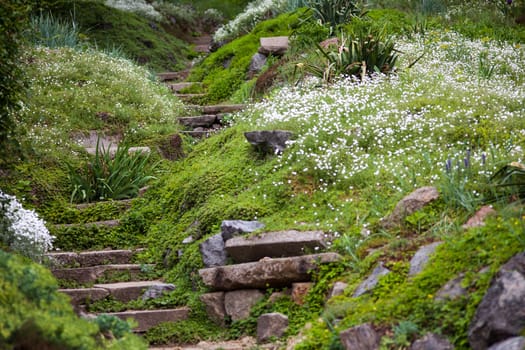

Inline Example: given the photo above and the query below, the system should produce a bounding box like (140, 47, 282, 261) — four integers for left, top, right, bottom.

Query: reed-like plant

(304, 27, 399, 83)
(307, 0, 365, 29)
(490, 162, 525, 201)
(28, 12, 81, 49)
(68, 140, 155, 203)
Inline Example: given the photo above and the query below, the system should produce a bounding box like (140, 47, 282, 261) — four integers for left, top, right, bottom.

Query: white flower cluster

(0, 191, 54, 262)
(105, 0, 163, 21)
(213, 0, 288, 43)
(237, 31, 525, 193)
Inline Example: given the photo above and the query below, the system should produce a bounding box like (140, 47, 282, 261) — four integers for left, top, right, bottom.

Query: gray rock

(178, 115, 218, 128)
(199, 253, 341, 291)
(410, 333, 454, 350)
(225, 230, 326, 263)
(200, 233, 227, 267)
(221, 220, 265, 241)
(329, 281, 349, 298)
(200, 292, 226, 326)
(340, 323, 380, 350)
(353, 263, 390, 297)
(259, 36, 289, 56)
(382, 187, 439, 228)
(409, 242, 443, 276)
(488, 337, 525, 350)
(248, 53, 268, 78)
(224, 289, 264, 321)
(257, 312, 289, 343)
(468, 251, 525, 350)
(435, 274, 467, 301)
(142, 283, 176, 301)
(244, 130, 293, 154)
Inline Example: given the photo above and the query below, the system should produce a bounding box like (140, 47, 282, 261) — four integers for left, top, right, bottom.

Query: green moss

(189, 11, 302, 103)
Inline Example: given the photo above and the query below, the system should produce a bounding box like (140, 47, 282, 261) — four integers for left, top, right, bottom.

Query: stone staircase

(46, 248, 190, 333)
(197, 221, 341, 333)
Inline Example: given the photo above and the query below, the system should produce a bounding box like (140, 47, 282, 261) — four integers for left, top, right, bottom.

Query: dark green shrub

(0, 0, 28, 163)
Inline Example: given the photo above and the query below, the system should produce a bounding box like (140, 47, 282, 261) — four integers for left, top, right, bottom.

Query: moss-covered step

(46, 249, 143, 268)
(60, 280, 173, 305)
(199, 253, 341, 291)
(103, 307, 190, 332)
(168, 82, 203, 92)
(51, 264, 155, 285)
(224, 230, 328, 263)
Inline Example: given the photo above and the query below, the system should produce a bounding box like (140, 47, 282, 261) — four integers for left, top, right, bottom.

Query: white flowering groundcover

(236, 31, 525, 196)
(0, 191, 53, 262)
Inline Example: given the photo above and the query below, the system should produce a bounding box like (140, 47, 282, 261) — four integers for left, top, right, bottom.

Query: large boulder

(488, 337, 525, 350)
(408, 242, 442, 277)
(244, 130, 293, 155)
(382, 187, 439, 228)
(340, 323, 380, 350)
(224, 289, 264, 321)
(199, 233, 227, 267)
(200, 292, 226, 326)
(468, 251, 525, 349)
(353, 263, 390, 297)
(257, 313, 289, 343)
(221, 220, 265, 241)
(410, 333, 454, 350)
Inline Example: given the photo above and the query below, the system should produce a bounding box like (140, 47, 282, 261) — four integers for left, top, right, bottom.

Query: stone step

(52, 264, 155, 285)
(74, 198, 133, 211)
(225, 230, 327, 263)
(59, 280, 174, 304)
(178, 115, 218, 128)
(203, 104, 245, 115)
(157, 71, 188, 82)
(103, 307, 190, 332)
(46, 249, 142, 268)
(168, 82, 202, 92)
(53, 219, 120, 230)
(198, 253, 341, 291)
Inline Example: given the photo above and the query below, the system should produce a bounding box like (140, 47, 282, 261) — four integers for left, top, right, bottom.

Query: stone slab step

(53, 219, 120, 230)
(103, 307, 190, 332)
(92, 280, 174, 303)
(157, 72, 187, 82)
(59, 287, 110, 305)
(178, 115, 218, 128)
(46, 249, 142, 268)
(168, 82, 202, 92)
(199, 253, 341, 291)
(52, 264, 154, 285)
(74, 198, 133, 210)
(225, 230, 327, 263)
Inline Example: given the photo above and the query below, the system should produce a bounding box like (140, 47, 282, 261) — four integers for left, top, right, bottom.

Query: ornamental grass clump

(0, 191, 53, 262)
(68, 140, 156, 203)
(304, 27, 399, 83)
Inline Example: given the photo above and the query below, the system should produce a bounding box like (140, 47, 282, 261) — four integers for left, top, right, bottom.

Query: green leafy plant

(490, 161, 525, 200)
(68, 139, 156, 203)
(303, 27, 399, 83)
(27, 12, 82, 49)
(307, 0, 366, 30)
